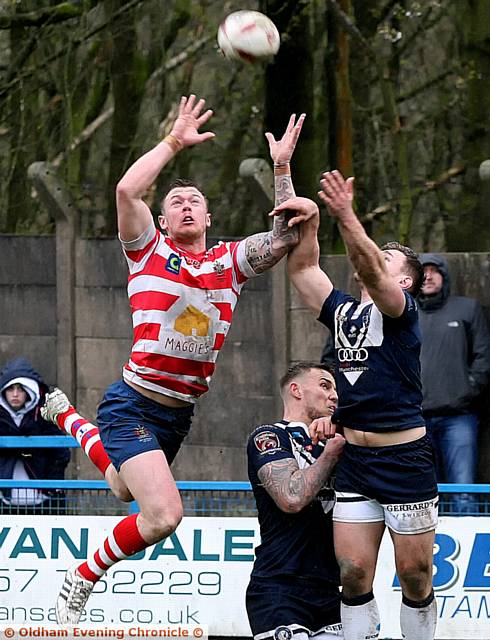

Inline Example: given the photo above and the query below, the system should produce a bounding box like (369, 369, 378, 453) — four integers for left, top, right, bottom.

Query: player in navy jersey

(41, 95, 318, 626)
(273, 172, 437, 640)
(246, 362, 345, 640)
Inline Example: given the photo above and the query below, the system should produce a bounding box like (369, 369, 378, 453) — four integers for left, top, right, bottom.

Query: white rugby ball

(217, 10, 280, 62)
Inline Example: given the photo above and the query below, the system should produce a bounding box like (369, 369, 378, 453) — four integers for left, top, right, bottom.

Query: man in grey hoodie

(418, 254, 490, 513)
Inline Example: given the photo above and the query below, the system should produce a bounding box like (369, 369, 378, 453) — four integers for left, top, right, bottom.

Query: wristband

(274, 163, 291, 176)
(163, 134, 183, 153)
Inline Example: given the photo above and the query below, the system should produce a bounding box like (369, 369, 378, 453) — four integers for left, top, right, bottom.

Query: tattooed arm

(257, 434, 344, 513)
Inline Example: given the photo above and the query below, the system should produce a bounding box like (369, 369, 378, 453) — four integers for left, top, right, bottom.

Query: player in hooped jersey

(274, 173, 438, 640)
(42, 95, 317, 625)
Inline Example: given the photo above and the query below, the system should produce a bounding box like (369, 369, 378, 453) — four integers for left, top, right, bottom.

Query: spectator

(0, 358, 70, 514)
(418, 253, 490, 513)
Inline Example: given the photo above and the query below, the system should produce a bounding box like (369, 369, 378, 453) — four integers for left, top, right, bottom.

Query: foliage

(0, 0, 489, 251)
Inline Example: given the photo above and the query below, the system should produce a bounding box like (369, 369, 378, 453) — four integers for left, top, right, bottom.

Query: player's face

(421, 264, 443, 295)
(300, 369, 338, 421)
(160, 187, 211, 243)
(383, 249, 412, 290)
(4, 383, 28, 410)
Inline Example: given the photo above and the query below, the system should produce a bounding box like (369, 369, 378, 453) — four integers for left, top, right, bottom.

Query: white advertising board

(0, 516, 489, 638)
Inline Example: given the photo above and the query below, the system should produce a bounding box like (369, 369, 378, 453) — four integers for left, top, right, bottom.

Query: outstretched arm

(257, 433, 344, 513)
(319, 170, 406, 317)
(241, 114, 308, 274)
(282, 197, 333, 316)
(116, 95, 215, 242)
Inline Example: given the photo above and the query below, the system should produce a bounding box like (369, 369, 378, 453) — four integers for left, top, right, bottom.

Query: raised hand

(170, 95, 215, 148)
(309, 416, 336, 445)
(265, 113, 306, 165)
(319, 170, 355, 221)
(271, 196, 319, 228)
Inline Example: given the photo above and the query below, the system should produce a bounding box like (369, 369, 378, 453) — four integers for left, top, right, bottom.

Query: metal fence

(1, 479, 489, 517)
(1, 436, 489, 516)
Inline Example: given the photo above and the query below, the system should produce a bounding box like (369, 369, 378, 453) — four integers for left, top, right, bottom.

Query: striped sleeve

(119, 224, 158, 274)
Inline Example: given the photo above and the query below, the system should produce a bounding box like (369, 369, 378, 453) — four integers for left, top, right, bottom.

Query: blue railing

(1, 436, 489, 515)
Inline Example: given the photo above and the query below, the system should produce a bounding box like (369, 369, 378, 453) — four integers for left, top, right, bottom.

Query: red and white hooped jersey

(121, 225, 256, 403)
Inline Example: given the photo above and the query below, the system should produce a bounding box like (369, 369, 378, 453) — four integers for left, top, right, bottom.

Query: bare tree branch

(49, 36, 210, 167)
(361, 165, 466, 222)
(326, 0, 375, 60)
(0, 0, 143, 99)
(0, 2, 83, 29)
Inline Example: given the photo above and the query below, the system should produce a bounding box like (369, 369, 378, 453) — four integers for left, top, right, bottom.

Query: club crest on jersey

(166, 253, 181, 274)
(213, 260, 225, 278)
(254, 431, 280, 453)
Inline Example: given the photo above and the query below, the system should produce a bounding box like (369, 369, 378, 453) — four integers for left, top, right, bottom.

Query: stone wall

(0, 235, 488, 481)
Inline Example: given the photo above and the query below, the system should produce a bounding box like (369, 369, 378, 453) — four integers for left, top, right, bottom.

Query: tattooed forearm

(245, 214, 299, 274)
(275, 174, 295, 206)
(258, 456, 336, 513)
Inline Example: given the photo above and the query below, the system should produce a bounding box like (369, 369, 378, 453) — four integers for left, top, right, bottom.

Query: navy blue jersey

(319, 289, 424, 432)
(247, 420, 339, 585)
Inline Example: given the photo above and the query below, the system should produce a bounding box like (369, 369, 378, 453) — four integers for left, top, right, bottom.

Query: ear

(206, 212, 212, 228)
(289, 381, 302, 400)
(158, 214, 168, 231)
(400, 275, 413, 290)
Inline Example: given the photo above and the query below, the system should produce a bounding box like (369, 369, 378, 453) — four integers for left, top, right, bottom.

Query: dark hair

(381, 241, 424, 297)
(280, 361, 334, 393)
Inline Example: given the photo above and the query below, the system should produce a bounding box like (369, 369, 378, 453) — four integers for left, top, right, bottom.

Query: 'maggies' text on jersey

(121, 225, 256, 403)
(319, 289, 424, 432)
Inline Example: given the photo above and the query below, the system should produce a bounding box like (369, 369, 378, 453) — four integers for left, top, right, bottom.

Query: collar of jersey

(166, 237, 208, 263)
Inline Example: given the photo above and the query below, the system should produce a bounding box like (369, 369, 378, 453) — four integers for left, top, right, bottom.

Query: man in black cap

(418, 253, 490, 513)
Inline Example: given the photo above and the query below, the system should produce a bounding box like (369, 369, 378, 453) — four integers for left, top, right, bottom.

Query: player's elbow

(276, 495, 307, 514)
(116, 180, 133, 203)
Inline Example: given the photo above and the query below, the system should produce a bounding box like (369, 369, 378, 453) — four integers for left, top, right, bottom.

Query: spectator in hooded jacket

(0, 358, 70, 514)
(418, 254, 490, 513)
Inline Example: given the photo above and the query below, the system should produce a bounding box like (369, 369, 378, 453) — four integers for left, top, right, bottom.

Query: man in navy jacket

(0, 358, 70, 513)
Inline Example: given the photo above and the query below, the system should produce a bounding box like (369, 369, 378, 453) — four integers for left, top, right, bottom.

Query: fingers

(196, 108, 214, 126)
(264, 132, 276, 145)
(309, 417, 335, 444)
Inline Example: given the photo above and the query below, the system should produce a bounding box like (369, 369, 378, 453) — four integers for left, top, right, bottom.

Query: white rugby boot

(56, 565, 95, 626)
(41, 387, 72, 424)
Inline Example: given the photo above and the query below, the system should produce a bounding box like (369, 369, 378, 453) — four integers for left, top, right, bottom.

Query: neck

(171, 236, 206, 255)
(283, 411, 309, 426)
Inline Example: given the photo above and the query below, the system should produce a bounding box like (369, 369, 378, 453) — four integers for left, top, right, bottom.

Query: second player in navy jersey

(246, 362, 344, 640)
(276, 171, 438, 640)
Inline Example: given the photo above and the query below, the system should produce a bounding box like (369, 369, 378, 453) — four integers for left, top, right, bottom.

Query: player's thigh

(334, 520, 385, 573)
(390, 528, 435, 578)
(119, 449, 181, 515)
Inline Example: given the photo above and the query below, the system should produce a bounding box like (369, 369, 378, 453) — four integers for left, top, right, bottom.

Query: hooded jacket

(0, 358, 70, 497)
(417, 254, 490, 416)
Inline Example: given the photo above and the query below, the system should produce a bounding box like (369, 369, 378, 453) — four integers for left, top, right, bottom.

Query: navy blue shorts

(334, 434, 438, 504)
(246, 577, 341, 637)
(97, 380, 194, 472)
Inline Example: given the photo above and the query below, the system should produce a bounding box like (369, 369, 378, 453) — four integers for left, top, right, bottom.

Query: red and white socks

(77, 514, 148, 583)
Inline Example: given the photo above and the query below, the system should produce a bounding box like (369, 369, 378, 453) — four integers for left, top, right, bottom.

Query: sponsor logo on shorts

(254, 431, 281, 453)
(386, 499, 436, 512)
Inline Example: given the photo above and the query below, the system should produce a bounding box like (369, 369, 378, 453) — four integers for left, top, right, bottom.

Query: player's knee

(143, 504, 183, 541)
(397, 558, 432, 599)
(112, 484, 133, 502)
(338, 557, 370, 593)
